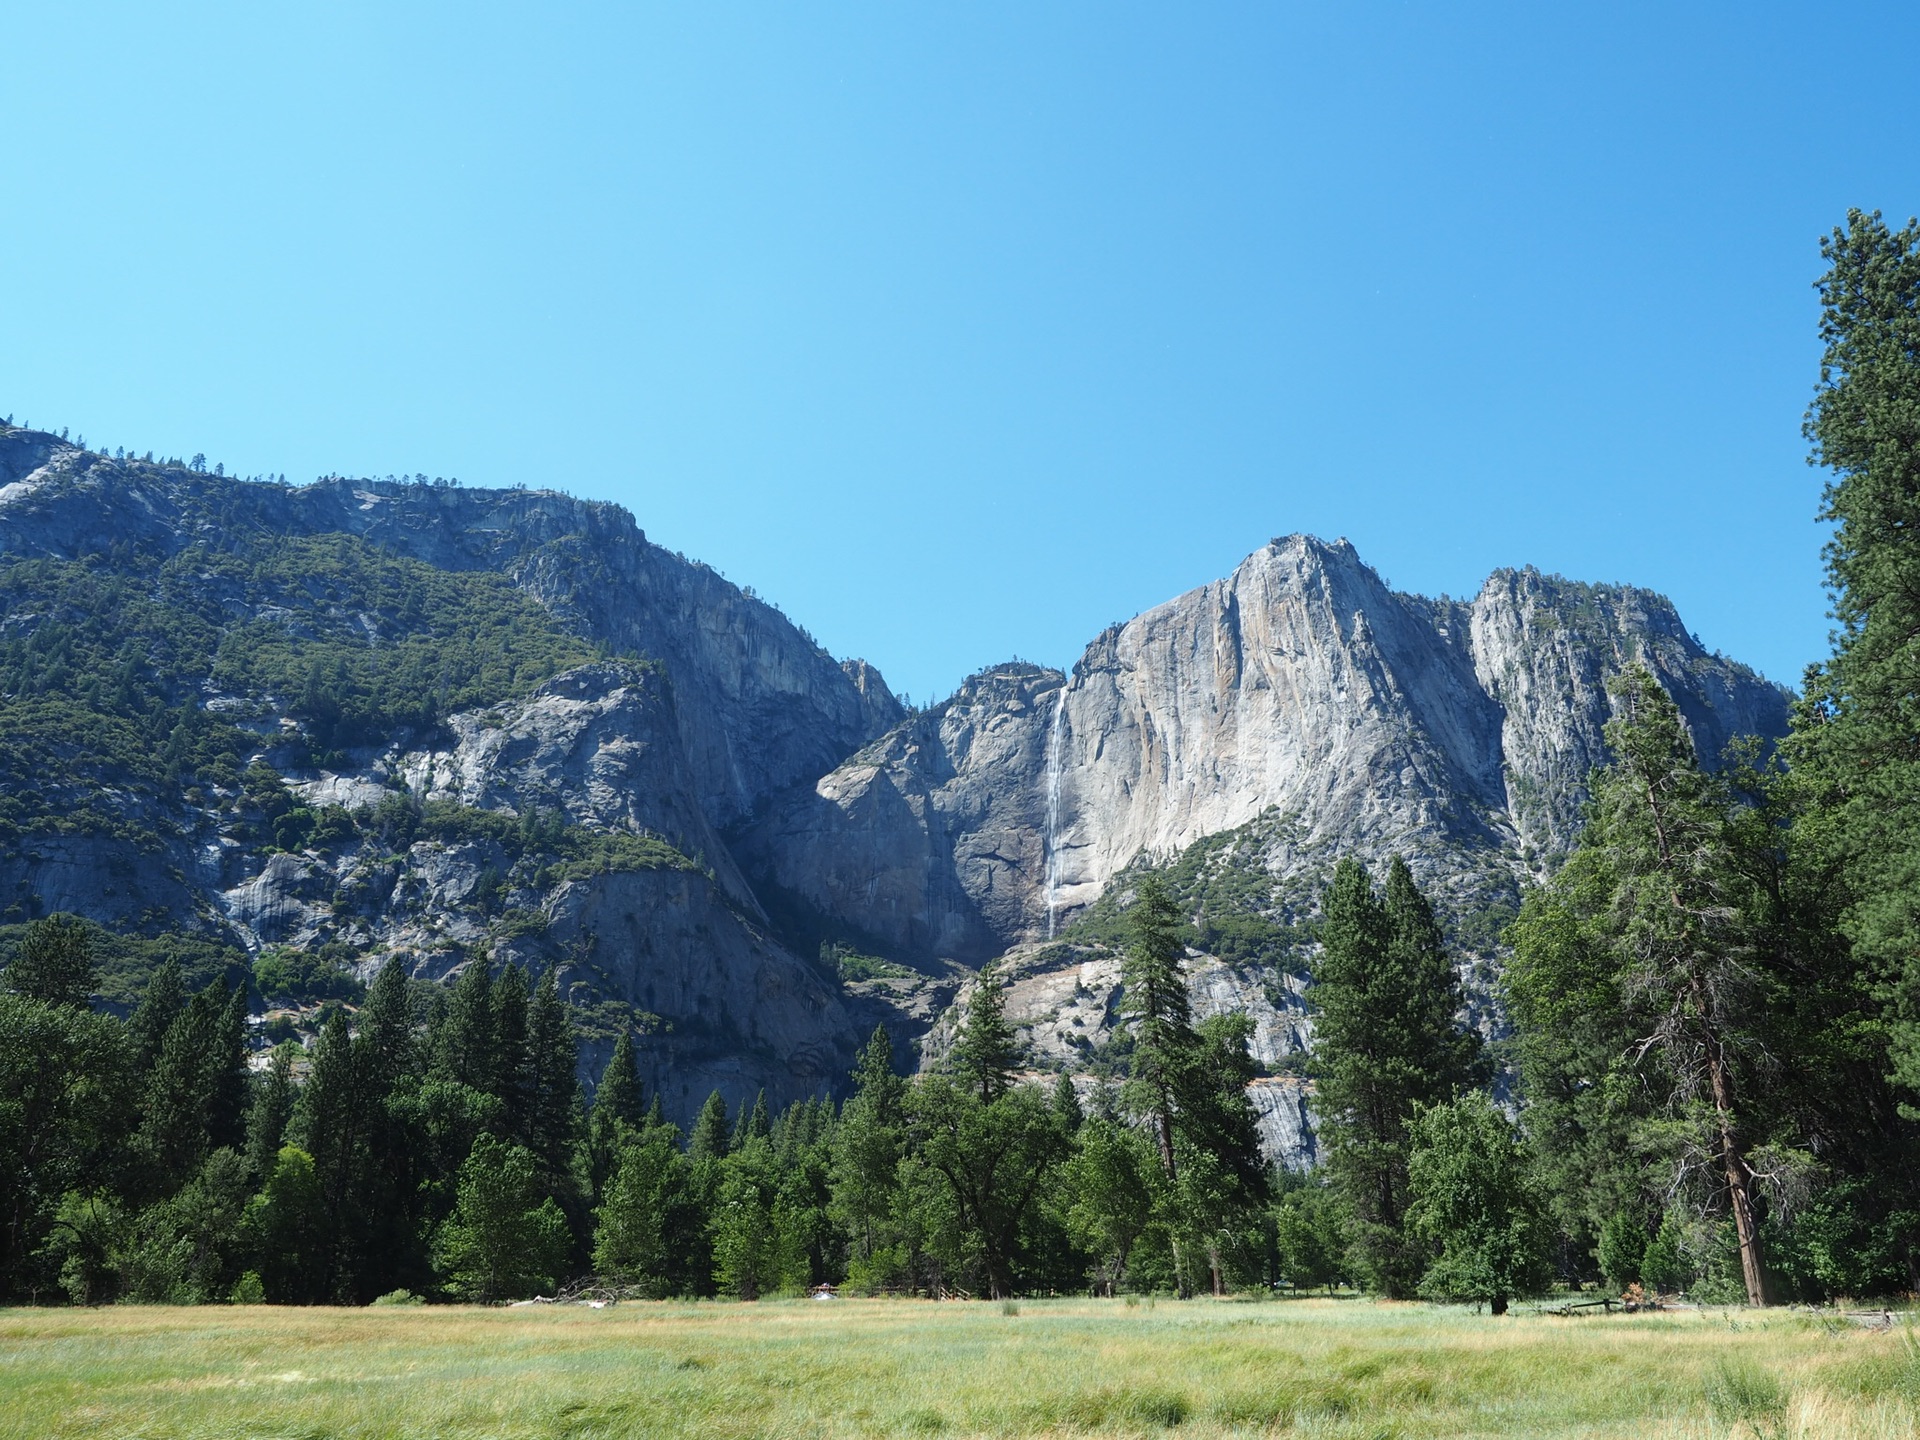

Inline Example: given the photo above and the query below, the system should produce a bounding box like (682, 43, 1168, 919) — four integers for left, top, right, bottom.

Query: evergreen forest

(3, 211, 1920, 1310)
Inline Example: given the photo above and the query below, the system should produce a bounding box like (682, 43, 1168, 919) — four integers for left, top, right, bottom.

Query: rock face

(0, 428, 899, 1120)
(747, 535, 1790, 965)
(545, 868, 858, 1119)
(0, 425, 1794, 1142)
(0, 433, 901, 828)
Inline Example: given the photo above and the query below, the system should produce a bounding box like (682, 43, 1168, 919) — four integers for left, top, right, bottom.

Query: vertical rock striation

(746, 536, 1790, 964)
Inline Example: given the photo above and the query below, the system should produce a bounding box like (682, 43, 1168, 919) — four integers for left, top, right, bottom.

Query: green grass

(2, 1298, 1915, 1439)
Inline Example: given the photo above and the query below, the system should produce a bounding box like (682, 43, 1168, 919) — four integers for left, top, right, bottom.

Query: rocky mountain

(0, 427, 897, 1113)
(743, 535, 1788, 965)
(0, 424, 1791, 1145)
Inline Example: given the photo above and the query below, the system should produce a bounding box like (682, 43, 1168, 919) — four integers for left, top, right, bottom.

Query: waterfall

(1044, 680, 1068, 938)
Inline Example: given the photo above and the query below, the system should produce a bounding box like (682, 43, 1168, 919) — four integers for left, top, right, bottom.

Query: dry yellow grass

(1, 1296, 1914, 1439)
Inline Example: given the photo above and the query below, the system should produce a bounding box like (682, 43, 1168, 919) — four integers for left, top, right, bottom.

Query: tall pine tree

(1794, 209, 1920, 1105)
(1310, 855, 1478, 1296)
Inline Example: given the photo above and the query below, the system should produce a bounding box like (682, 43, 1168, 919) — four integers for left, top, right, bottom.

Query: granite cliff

(0, 424, 1791, 1144)
(743, 535, 1788, 965)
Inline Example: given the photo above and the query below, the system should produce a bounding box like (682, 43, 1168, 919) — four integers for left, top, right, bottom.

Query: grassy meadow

(2, 1296, 1916, 1440)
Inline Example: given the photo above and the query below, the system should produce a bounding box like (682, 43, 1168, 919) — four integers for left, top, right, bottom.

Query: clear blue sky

(6, 4, 1918, 704)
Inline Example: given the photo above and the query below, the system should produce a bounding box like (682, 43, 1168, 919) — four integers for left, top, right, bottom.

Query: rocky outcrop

(546, 868, 860, 1117)
(0, 431, 902, 828)
(386, 662, 762, 913)
(0, 424, 1797, 1137)
(748, 536, 1790, 964)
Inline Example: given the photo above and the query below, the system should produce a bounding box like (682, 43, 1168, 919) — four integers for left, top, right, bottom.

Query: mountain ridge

(0, 423, 1791, 1146)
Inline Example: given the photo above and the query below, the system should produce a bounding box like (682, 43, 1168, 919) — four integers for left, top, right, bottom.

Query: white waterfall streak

(1044, 680, 1068, 938)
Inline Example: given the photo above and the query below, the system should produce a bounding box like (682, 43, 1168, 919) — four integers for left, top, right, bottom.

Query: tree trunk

(1209, 1244, 1224, 1297)
(1705, 1033, 1767, 1307)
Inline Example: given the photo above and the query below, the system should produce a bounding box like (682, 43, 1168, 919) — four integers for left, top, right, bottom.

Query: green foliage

(822, 943, 913, 983)
(1639, 1209, 1691, 1295)
(251, 945, 364, 1005)
(948, 965, 1018, 1105)
(1272, 1181, 1345, 1292)
(434, 1134, 570, 1303)
(1309, 856, 1480, 1297)
(1064, 809, 1316, 972)
(1062, 1117, 1160, 1294)
(205, 534, 599, 754)
(0, 924, 247, 1011)
(1405, 1093, 1553, 1313)
(1794, 209, 1920, 1106)
(3, 915, 97, 1007)
(593, 1121, 693, 1296)
(243, 1147, 330, 1304)
(1595, 1210, 1646, 1292)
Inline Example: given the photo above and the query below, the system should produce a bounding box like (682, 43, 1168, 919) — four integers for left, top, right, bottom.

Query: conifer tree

(596, 1032, 645, 1129)
(588, 1031, 645, 1202)
(206, 986, 249, 1155)
(286, 1009, 361, 1298)
(732, 1089, 771, 1149)
(1573, 669, 1770, 1304)
(1310, 856, 1477, 1296)
(526, 967, 579, 1181)
(138, 985, 229, 1194)
(4, 914, 97, 1008)
(1794, 209, 1920, 1102)
(490, 963, 532, 1140)
(912, 966, 1069, 1298)
(1120, 875, 1190, 1178)
(127, 960, 183, 1077)
(949, 964, 1017, 1104)
(245, 1044, 296, 1182)
(833, 1027, 908, 1279)
(433, 958, 495, 1091)
(688, 1091, 731, 1162)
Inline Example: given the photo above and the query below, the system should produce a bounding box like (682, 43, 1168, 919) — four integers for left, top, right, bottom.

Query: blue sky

(5, 4, 1918, 704)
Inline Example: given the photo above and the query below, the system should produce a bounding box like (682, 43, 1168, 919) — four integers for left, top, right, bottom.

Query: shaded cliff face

(0, 432, 900, 827)
(747, 535, 1791, 965)
(0, 428, 895, 1121)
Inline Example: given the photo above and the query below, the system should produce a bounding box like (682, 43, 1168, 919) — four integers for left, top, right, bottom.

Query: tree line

(1, 211, 1918, 1310)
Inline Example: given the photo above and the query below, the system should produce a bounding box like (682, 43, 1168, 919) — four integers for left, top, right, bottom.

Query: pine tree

(205, 986, 250, 1155)
(490, 963, 532, 1141)
(688, 1092, 731, 1162)
(526, 968, 579, 1182)
(1577, 668, 1771, 1305)
(949, 964, 1017, 1103)
(1120, 875, 1190, 1179)
(833, 1027, 908, 1279)
(912, 969, 1069, 1298)
(433, 958, 495, 1090)
(731, 1090, 770, 1149)
(127, 961, 184, 1076)
(245, 1044, 297, 1182)
(587, 1031, 645, 1202)
(286, 1008, 361, 1299)
(350, 959, 429, 1299)
(1794, 209, 1920, 1103)
(596, 1032, 645, 1129)
(1310, 856, 1477, 1297)
(5, 915, 97, 1008)
(1382, 857, 1484, 1091)
(138, 985, 226, 1194)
